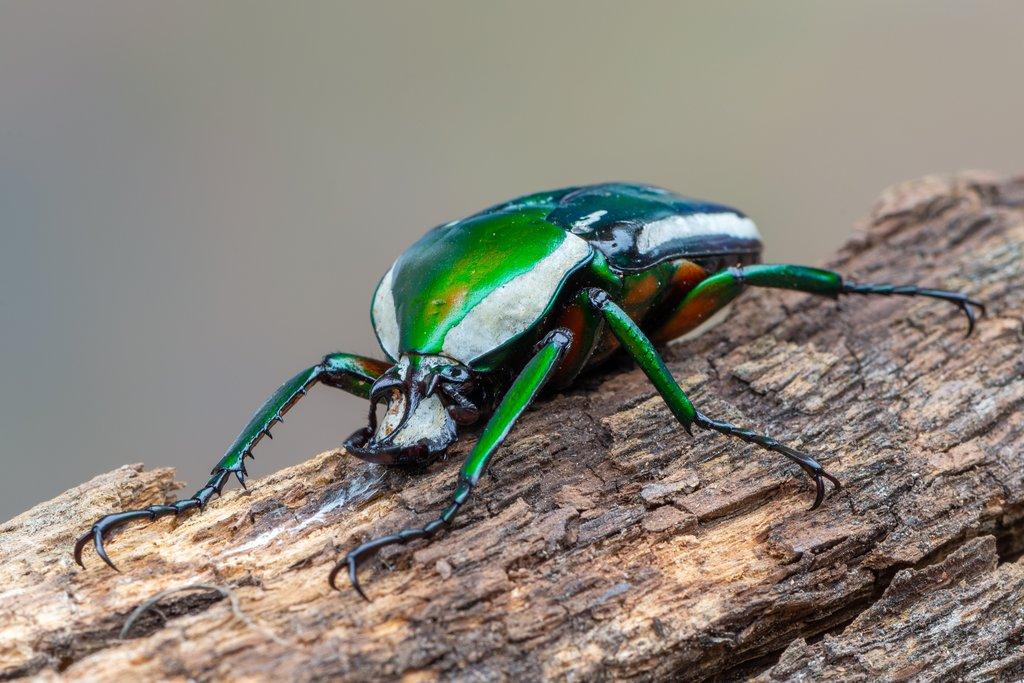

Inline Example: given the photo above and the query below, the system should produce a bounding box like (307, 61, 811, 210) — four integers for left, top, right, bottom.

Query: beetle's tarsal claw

(327, 553, 370, 601)
(73, 511, 150, 571)
(74, 472, 238, 570)
(350, 558, 370, 602)
(963, 304, 975, 337)
(93, 528, 120, 571)
(841, 281, 985, 337)
(803, 464, 841, 511)
(808, 475, 825, 512)
(330, 498, 464, 600)
(327, 559, 342, 591)
(958, 297, 986, 337)
(73, 530, 92, 568)
(692, 410, 840, 511)
(347, 554, 371, 602)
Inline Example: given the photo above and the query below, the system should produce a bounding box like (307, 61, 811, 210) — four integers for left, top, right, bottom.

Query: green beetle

(75, 183, 984, 599)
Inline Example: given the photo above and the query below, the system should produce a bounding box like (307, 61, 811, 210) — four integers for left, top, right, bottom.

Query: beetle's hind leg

(653, 264, 985, 342)
(691, 412, 841, 510)
(589, 288, 840, 510)
(839, 281, 985, 336)
(74, 352, 391, 571)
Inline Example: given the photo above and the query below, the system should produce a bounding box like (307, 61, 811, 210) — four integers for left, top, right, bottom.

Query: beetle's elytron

(75, 183, 984, 598)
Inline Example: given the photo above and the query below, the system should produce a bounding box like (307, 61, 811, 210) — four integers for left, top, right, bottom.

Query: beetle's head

(343, 354, 483, 467)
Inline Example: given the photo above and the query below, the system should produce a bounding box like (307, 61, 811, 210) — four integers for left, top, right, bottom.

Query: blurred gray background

(2, 1, 1022, 521)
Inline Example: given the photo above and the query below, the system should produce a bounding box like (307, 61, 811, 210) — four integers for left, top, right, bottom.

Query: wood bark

(1, 172, 1022, 682)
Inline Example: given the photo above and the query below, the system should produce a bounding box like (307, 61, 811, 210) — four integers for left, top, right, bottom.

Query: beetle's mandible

(75, 183, 985, 599)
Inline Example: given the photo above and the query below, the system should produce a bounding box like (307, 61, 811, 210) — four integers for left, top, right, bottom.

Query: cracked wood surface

(758, 536, 1024, 681)
(1, 173, 1022, 681)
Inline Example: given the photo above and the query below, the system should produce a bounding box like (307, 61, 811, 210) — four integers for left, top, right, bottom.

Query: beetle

(74, 183, 984, 599)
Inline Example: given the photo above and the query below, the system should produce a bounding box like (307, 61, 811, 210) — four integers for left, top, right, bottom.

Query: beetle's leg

(654, 264, 985, 342)
(589, 288, 840, 510)
(332, 329, 573, 600)
(74, 352, 391, 571)
(838, 281, 985, 336)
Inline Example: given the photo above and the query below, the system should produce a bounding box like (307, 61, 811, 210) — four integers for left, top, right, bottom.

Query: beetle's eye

(439, 366, 470, 382)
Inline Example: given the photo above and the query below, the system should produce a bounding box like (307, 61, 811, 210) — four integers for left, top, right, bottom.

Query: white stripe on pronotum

(635, 213, 760, 254)
(371, 267, 400, 360)
(442, 234, 591, 364)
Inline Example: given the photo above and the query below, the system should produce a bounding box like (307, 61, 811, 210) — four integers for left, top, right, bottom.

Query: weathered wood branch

(1, 173, 1022, 681)
(757, 536, 1024, 681)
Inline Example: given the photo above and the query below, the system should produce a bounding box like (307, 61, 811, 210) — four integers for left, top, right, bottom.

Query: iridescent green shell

(371, 208, 592, 367)
(371, 183, 762, 369)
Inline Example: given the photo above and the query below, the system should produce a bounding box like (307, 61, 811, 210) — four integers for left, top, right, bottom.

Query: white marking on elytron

(635, 213, 760, 254)
(676, 302, 734, 342)
(442, 233, 591, 363)
(382, 392, 453, 447)
(371, 266, 400, 359)
(571, 210, 607, 234)
(222, 466, 385, 557)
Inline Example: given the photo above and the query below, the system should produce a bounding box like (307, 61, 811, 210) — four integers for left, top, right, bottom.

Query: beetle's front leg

(74, 352, 391, 570)
(588, 288, 841, 510)
(331, 329, 574, 600)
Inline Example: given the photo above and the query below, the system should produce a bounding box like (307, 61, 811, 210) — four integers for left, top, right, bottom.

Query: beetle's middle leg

(74, 352, 391, 571)
(331, 328, 574, 600)
(653, 263, 985, 343)
(588, 288, 841, 510)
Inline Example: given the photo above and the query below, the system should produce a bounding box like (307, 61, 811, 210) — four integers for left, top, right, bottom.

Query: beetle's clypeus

(75, 183, 985, 599)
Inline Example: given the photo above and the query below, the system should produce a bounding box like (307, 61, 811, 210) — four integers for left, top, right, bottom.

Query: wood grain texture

(758, 536, 1024, 682)
(1, 173, 1022, 681)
